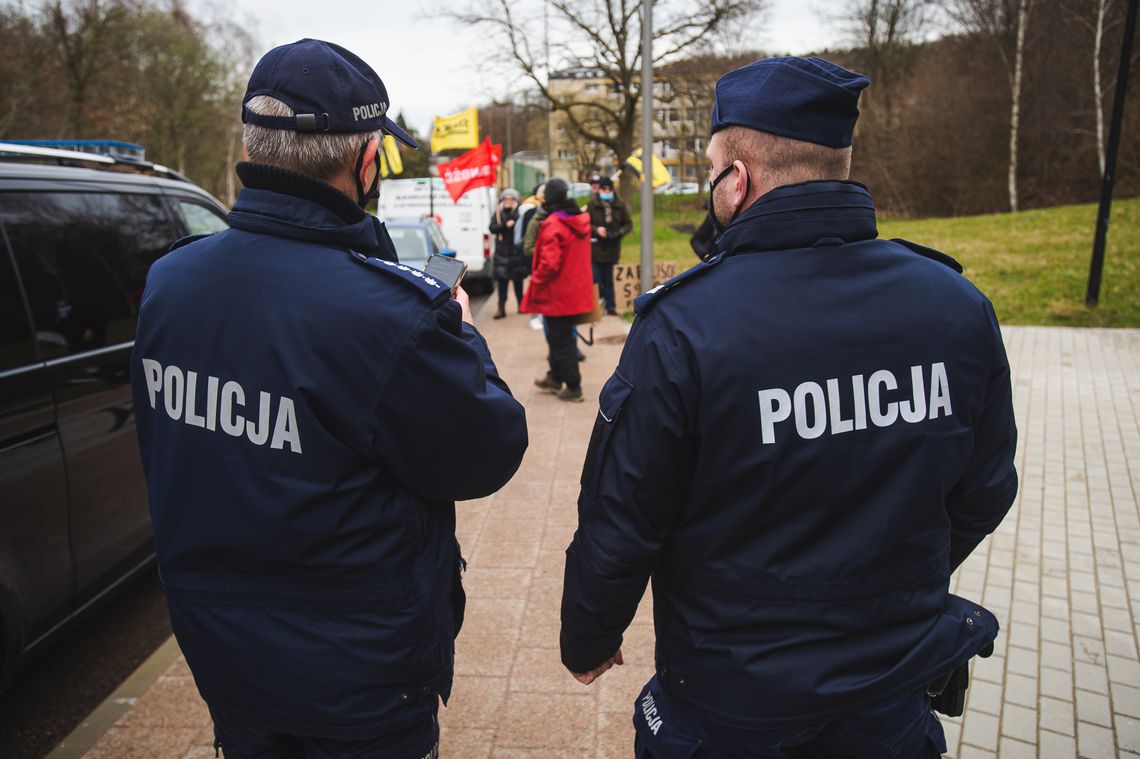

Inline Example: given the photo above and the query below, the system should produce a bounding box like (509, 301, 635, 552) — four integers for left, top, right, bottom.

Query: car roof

(0, 161, 224, 207)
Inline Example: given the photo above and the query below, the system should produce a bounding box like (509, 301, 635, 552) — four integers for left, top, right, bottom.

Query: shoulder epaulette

(891, 238, 963, 274)
(347, 251, 452, 306)
(634, 253, 725, 315)
(168, 233, 212, 253)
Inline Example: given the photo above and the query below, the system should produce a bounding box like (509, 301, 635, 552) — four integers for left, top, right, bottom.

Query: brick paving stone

(1040, 696, 1077, 737)
(1001, 703, 1038, 744)
(961, 711, 1000, 752)
(997, 737, 1037, 758)
(1119, 715, 1140, 754)
(1003, 673, 1037, 707)
(1076, 689, 1114, 727)
(1038, 731, 1079, 758)
(1078, 720, 1117, 759)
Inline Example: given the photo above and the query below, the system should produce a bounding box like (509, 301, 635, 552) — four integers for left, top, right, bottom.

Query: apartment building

(547, 66, 711, 186)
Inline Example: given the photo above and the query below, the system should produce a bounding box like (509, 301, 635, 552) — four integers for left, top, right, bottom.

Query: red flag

(438, 137, 502, 203)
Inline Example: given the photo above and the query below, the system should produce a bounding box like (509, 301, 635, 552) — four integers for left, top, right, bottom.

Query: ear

(732, 159, 750, 208)
(358, 138, 380, 184)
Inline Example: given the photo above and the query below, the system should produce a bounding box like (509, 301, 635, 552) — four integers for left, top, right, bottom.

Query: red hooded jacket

(520, 209, 595, 317)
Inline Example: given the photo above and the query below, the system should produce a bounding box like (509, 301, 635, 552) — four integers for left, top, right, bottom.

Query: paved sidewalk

(76, 318, 1140, 758)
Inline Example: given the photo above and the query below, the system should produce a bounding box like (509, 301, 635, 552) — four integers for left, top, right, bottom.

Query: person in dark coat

(585, 176, 632, 315)
(560, 56, 1017, 758)
(131, 40, 528, 759)
(489, 188, 524, 319)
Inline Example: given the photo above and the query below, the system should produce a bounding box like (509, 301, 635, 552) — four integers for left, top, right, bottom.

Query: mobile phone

(423, 254, 468, 295)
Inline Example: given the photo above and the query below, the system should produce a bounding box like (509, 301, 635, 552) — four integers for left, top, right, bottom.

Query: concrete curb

(45, 636, 182, 759)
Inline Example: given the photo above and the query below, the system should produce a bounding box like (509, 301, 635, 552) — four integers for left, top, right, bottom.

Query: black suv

(0, 145, 228, 686)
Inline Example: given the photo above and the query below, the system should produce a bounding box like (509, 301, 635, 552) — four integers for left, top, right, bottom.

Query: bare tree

(941, 0, 1034, 212)
(840, 0, 933, 126)
(447, 0, 764, 195)
(1062, 0, 1119, 175)
(45, 0, 133, 137)
(657, 52, 757, 203)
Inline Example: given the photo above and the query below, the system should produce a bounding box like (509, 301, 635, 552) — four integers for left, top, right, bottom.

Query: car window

(387, 226, 430, 261)
(0, 191, 174, 356)
(178, 200, 228, 235)
(0, 235, 36, 371)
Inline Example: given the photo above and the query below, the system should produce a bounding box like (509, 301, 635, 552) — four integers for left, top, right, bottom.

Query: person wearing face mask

(131, 39, 528, 759)
(586, 176, 632, 316)
(489, 188, 525, 319)
(560, 56, 1017, 758)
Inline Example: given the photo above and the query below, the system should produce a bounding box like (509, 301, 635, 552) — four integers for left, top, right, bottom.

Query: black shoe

(493, 305, 506, 320)
(557, 386, 584, 403)
(577, 350, 586, 362)
(535, 375, 562, 393)
(606, 308, 619, 317)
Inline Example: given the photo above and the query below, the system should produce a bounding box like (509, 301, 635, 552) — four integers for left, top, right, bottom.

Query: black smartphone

(423, 254, 468, 295)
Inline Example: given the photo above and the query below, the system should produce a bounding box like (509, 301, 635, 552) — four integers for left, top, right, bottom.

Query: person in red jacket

(521, 178, 594, 402)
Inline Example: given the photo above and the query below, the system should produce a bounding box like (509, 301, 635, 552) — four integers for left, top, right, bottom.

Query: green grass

(617, 195, 1140, 327)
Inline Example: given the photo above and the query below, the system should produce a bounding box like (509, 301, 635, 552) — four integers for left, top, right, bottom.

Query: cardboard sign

(612, 262, 679, 314)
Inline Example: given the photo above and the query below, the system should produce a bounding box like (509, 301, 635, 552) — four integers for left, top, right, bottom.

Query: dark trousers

(210, 705, 439, 759)
(496, 277, 524, 306)
(631, 677, 945, 759)
(592, 262, 615, 310)
(544, 315, 580, 390)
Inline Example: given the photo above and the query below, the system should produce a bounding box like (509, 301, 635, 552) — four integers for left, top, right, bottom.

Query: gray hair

(242, 96, 382, 180)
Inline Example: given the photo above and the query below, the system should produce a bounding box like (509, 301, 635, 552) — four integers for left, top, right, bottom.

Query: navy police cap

(710, 57, 870, 148)
(242, 38, 418, 148)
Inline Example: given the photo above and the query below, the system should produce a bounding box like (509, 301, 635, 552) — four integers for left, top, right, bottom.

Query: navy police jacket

(560, 181, 1018, 728)
(132, 163, 528, 739)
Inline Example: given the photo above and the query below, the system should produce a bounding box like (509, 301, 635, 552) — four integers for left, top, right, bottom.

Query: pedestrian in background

(561, 56, 1017, 758)
(521, 177, 594, 402)
(132, 39, 527, 759)
(489, 188, 524, 319)
(586, 176, 632, 315)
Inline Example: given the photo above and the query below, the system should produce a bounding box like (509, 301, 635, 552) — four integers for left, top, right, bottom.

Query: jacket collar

(226, 162, 389, 257)
(716, 180, 878, 256)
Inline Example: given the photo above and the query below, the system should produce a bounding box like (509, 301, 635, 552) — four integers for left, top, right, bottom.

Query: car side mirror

(441, 248, 457, 258)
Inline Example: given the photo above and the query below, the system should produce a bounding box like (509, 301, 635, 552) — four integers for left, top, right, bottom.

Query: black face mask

(353, 140, 381, 210)
(708, 161, 750, 237)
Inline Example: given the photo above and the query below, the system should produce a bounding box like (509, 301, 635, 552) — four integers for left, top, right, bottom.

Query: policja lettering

(757, 362, 952, 445)
(640, 691, 663, 735)
(140, 359, 302, 453)
(352, 102, 386, 121)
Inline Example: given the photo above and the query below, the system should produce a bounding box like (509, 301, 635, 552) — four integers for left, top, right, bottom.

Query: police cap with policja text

(242, 38, 418, 148)
(710, 56, 870, 149)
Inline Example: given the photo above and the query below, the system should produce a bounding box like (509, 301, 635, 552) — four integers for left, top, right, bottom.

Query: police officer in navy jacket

(560, 57, 1018, 757)
(132, 39, 527, 758)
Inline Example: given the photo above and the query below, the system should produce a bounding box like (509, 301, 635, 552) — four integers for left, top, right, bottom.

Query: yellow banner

(380, 135, 403, 177)
(431, 107, 480, 152)
(624, 149, 672, 189)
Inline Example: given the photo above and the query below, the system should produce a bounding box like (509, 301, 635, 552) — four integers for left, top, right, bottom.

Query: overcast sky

(197, 0, 848, 136)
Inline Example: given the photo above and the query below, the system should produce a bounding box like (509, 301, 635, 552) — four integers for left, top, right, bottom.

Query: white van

(379, 178, 496, 292)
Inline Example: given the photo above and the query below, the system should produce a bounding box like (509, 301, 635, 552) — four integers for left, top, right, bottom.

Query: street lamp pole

(640, 0, 654, 295)
(1086, 0, 1138, 306)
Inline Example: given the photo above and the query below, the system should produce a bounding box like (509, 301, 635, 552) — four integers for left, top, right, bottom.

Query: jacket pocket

(581, 371, 634, 501)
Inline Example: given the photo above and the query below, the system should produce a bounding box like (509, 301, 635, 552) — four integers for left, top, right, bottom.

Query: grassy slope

(617, 195, 1139, 327)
